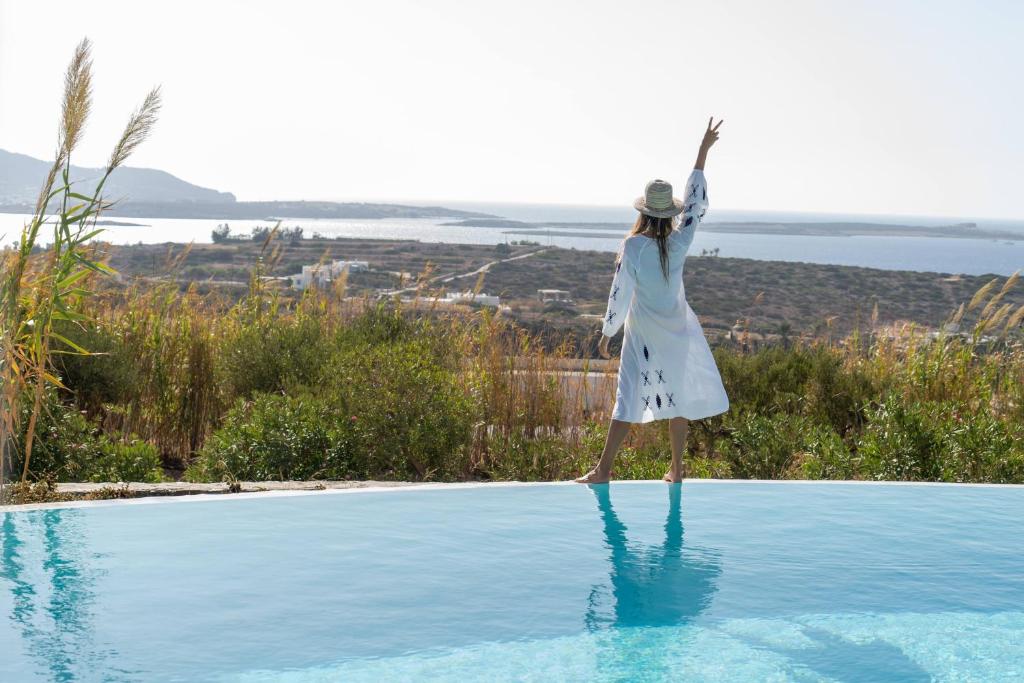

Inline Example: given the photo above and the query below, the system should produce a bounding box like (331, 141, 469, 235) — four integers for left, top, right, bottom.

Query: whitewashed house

(403, 291, 501, 308)
(290, 259, 370, 290)
(538, 289, 572, 303)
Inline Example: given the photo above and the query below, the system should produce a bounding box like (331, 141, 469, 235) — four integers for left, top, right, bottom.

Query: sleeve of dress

(601, 247, 637, 337)
(676, 168, 709, 251)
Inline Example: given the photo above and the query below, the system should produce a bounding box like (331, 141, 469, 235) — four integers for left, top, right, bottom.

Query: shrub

(91, 440, 164, 483)
(859, 401, 1024, 484)
(11, 392, 163, 482)
(940, 410, 1024, 483)
(481, 432, 589, 481)
(54, 320, 140, 412)
(802, 348, 881, 437)
(858, 401, 944, 481)
(13, 396, 105, 481)
(796, 425, 858, 480)
(188, 393, 351, 482)
(190, 339, 477, 482)
(721, 412, 818, 479)
(322, 340, 477, 480)
(220, 315, 330, 399)
(715, 346, 814, 415)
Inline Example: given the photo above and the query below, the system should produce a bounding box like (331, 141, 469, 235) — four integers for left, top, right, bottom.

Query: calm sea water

(2, 208, 1023, 275)
(2, 482, 1023, 682)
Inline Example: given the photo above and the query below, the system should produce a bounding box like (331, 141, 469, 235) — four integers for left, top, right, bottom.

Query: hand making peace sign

(701, 117, 724, 151)
(695, 116, 724, 170)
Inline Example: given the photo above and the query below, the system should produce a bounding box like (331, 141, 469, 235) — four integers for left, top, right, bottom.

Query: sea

(2, 204, 1022, 276)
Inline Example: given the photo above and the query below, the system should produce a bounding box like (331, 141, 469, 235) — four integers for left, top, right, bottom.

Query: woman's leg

(575, 419, 631, 484)
(664, 417, 689, 483)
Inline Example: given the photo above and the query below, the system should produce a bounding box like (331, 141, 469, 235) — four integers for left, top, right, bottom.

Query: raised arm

(694, 116, 722, 171)
(678, 117, 723, 248)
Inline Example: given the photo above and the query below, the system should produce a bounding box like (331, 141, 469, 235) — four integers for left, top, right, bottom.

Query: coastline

(443, 218, 1022, 240)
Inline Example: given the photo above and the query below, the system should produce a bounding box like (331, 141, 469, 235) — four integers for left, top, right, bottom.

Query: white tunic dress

(602, 168, 729, 423)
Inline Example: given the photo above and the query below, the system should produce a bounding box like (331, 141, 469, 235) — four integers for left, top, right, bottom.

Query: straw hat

(634, 178, 684, 218)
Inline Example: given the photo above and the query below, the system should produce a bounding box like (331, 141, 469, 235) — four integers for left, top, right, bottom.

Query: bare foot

(663, 468, 683, 483)
(575, 469, 611, 484)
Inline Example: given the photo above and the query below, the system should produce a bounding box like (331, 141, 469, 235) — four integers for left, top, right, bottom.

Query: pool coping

(1, 478, 1021, 512)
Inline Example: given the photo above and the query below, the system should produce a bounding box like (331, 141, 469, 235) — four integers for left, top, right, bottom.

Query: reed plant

(1, 39, 161, 499)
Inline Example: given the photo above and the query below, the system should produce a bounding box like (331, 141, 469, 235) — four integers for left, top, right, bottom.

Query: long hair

(630, 213, 675, 280)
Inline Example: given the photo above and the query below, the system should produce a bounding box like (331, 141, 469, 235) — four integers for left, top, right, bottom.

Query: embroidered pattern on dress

(641, 371, 651, 386)
(656, 370, 665, 384)
(643, 344, 649, 361)
(655, 394, 662, 409)
(606, 311, 615, 324)
(642, 395, 651, 410)
(611, 285, 619, 301)
(666, 393, 676, 407)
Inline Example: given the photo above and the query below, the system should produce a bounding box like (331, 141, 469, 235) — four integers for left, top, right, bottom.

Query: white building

(538, 289, 572, 303)
(291, 259, 370, 290)
(404, 291, 501, 308)
(444, 291, 501, 307)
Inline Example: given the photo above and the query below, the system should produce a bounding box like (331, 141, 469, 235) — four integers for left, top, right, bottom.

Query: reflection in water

(584, 486, 932, 681)
(1, 510, 126, 682)
(584, 484, 722, 680)
(585, 484, 722, 631)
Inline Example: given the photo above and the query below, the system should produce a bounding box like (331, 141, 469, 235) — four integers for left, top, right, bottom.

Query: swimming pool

(2, 481, 1023, 682)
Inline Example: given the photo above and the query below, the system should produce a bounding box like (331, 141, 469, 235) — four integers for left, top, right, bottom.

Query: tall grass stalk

(0, 39, 160, 495)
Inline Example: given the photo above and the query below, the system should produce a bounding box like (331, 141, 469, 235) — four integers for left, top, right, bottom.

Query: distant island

(443, 218, 1021, 240)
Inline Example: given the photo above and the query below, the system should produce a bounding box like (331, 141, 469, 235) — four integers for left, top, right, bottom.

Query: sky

(1, 0, 1021, 219)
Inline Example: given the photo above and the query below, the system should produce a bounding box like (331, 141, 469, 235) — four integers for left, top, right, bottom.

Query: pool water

(2, 481, 1023, 682)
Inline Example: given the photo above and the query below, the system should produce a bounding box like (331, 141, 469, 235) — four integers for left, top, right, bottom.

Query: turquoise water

(2, 481, 1023, 682)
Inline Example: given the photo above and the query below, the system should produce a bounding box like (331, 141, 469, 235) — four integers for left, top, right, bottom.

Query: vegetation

(0, 260, 1020, 497)
(1, 39, 161, 501)
(99, 238, 1024, 342)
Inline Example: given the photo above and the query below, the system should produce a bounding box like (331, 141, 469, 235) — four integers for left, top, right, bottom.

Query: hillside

(470, 249, 1021, 336)
(0, 148, 235, 204)
(100, 238, 1024, 340)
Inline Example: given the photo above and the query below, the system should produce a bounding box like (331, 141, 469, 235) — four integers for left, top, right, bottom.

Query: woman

(576, 117, 729, 484)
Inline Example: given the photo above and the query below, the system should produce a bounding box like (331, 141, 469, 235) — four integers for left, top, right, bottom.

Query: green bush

(90, 440, 164, 483)
(12, 392, 163, 482)
(859, 401, 1024, 483)
(54, 320, 140, 412)
(482, 423, 604, 481)
(321, 340, 477, 480)
(14, 395, 104, 481)
(802, 349, 881, 437)
(796, 424, 858, 480)
(190, 339, 477, 482)
(721, 412, 817, 479)
(687, 455, 733, 479)
(858, 401, 944, 481)
(715, 347, 814, 415)
(188, 393, 352, 481)
(220, 315, 330, 399)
